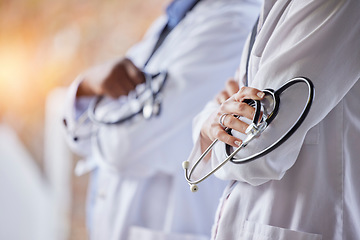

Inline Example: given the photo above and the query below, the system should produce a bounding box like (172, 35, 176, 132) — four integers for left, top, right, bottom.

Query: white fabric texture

(187, 0, 360, 239)
(0, 124, 56, 240)
(64, 0, 261, 239)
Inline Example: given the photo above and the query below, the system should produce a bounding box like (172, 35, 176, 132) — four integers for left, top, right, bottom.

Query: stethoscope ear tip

(182, 160, 190, 170)
(190, 184, 198, 192)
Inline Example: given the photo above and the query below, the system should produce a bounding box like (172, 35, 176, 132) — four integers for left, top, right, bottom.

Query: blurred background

(0, 0, 167, 239)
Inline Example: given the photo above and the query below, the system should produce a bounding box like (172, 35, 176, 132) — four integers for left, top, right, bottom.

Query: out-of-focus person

(63, 0, 261, 239)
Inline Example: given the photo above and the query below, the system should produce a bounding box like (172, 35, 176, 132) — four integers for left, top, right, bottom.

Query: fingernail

(234, 140, 242, 147)
(257, 92, 265, 98)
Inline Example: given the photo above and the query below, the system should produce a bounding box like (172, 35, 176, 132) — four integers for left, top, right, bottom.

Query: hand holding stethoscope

(199, 79, 265, 153)
(76, 58, 146, 99)
(183, 77, 314, 192)
(64, 57, 168, 141)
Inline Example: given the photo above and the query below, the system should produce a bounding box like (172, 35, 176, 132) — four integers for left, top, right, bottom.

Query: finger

(213, 126, 242, 148)
(220, 114, 249, 135)
(215, 90, 230, 104)
(225, 78, 239, 96)
(76, 78, 97, 97)
(234, 86, 264, 101)
(123, 58, 145, 85)
(220, 100, 256, 120)
(103, 74, 135, 98)
(122, 68, 138, 92)
(113, 62, 140, 97)
(103, 81, 127, 98)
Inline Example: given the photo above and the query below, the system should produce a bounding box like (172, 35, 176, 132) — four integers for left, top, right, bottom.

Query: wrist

(199, 128, 213, 155)
(76, 79, 96, 97)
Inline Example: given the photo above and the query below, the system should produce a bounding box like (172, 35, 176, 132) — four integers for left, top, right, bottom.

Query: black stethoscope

(183, 76, 315, 192)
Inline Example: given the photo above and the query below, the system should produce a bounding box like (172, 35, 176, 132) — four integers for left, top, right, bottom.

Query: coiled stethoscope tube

(87, 71, 168, 125)
(64, 71, 168, 142)
(183, 77, 314, 192)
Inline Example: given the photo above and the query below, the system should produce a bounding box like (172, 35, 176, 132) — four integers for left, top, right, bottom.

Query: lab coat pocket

(239, 221, 322, 240)
(127, 226, 208, 240)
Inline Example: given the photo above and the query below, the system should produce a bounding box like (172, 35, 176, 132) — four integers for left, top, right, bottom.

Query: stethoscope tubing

(183, 77, 314, 191)
(87, 95, 143, 125)
(183, 100, 263, 187)
(184, 133, 250, 189)
(229, 77, 314, 164)
(87, 72, 168, 126)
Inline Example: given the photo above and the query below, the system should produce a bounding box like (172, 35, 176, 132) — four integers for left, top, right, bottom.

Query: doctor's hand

(76, 58, 145, 98)
(200, 86, 265, 150)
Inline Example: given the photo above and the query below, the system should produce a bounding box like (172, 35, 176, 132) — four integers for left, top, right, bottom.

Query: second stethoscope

(183, 76, 315, 192)
(65, 71, 168, 142)
(88, 71, 168, 125)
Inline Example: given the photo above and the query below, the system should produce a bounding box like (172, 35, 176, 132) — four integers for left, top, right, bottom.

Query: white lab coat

(64, 0, 261, 239)
(188, 0, 360, 239)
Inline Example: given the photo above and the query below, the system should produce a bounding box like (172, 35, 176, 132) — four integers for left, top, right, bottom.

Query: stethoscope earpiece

(190, 184, 198, 192)
(182, 160, 190, 170)
(182, 161, 198, 192)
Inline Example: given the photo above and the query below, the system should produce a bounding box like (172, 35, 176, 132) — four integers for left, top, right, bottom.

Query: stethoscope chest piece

(143, 95, 162, 119)
(87, 72, 168, 125)
(143, 100, 154, 119)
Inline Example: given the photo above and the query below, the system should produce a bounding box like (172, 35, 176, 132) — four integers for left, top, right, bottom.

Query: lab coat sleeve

(93, 0, 261, 176)
(63, 76, 96, 158)
(207, 0, 360, 185)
